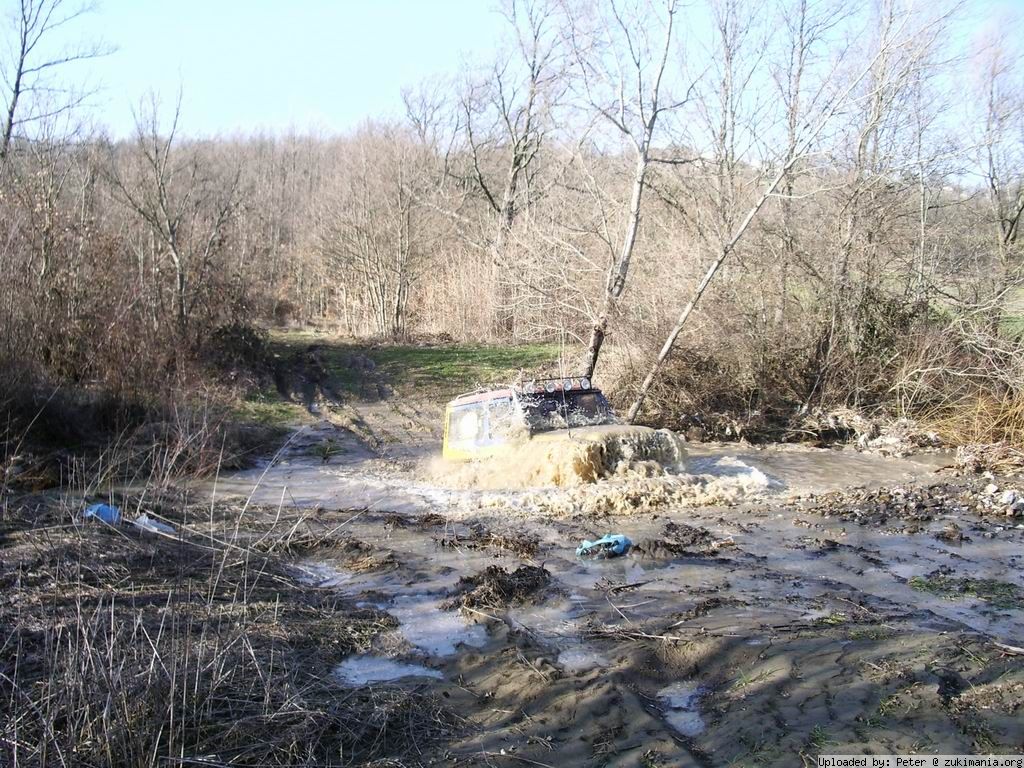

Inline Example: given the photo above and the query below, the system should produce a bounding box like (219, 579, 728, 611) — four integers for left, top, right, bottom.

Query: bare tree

(316, 125, 435, 339)
(976, 34, 1024, 272)
(451, 0, 563, 338)
(768, 0, 849, 331)
(0, 0, 109, 169)
(108, 96, 240, 338)
(626, 0, 952, 421)
(562, 0, 692, 378)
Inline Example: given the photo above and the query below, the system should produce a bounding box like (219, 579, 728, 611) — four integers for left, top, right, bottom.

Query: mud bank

(261, 491, 1024, 766)
(189, 416, 1024, 765)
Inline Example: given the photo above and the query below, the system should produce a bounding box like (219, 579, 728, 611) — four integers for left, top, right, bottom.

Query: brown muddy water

(202, 420, 1024, 766)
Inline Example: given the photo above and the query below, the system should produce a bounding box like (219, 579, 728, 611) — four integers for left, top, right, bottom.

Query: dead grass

(0, 493, 459, 767)
(434, 523, 540, 558)
(955, 441, 1024, 476)
(443, 565, 553, 612)
(917, 391, 1024, 449)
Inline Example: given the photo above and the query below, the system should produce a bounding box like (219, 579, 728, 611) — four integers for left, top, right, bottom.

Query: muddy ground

(188, 385, 1024, 766)
(4, 340, 1024, 766)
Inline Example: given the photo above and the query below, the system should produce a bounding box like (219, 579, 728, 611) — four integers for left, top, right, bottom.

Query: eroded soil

(191, 404, 1024, 767)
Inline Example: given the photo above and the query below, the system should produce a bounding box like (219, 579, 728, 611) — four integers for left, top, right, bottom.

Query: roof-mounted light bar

(521, 376, 593, 395)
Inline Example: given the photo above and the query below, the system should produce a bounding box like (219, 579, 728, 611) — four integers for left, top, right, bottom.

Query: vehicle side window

(487, 397, 516, 442)
(448, 404, 483, 446)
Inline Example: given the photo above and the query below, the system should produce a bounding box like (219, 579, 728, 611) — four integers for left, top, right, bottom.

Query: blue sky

(36, 0, 1024, 139)
(73, 0, 504, 137)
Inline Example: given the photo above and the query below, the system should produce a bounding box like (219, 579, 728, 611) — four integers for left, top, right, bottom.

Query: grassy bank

(234, 330, 562, 429)
(0, 493, 459, 766)
(266, 329, 560, 397)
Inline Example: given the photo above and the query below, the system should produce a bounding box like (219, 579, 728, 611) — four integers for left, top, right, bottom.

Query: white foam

(334, 655, 442, 685)
(389, 595, 488, 656)
(294, 562, 352, 587)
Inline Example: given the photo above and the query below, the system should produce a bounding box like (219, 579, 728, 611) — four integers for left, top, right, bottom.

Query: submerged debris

(443, 565, 553, 611)
(252, 527, 397, 571)
(434, 523, 540, 558)
(681, 596, 745, 620)
(577, 533, 632, 558)
(908, 572, 1023, 610)
(786, 481, 1024, 525)
(633, 522, 735, 558)
(935, 521, 969, 543)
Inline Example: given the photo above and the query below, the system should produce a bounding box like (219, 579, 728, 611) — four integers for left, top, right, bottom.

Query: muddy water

(211, 419, 948, 513)
(208, 426, 1024, 765)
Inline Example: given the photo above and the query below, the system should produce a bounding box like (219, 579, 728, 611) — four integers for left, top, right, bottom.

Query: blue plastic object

(576, 533, 632, 559)
(83, 503, 121, 525)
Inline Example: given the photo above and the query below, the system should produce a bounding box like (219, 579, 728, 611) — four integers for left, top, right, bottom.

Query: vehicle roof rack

(520, 375, 593, 394)
(448, 375, 595, 403)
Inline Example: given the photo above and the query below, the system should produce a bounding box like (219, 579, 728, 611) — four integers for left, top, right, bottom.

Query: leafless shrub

(0, 495, 459, 767)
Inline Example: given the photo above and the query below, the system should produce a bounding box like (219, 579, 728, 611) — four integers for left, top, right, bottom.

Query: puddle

(389, 595, 488, 656)
(207, 428, 949, 523)
(658, 682, 705, 737)
(557, 645, 610, 671)
(334, 655, 443, 685)
(194, 424, 1024, 758)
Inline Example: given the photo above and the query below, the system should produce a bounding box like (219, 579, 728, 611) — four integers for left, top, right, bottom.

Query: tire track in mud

(281, 499, 1024, 765)
(209, 409, 1023, 764)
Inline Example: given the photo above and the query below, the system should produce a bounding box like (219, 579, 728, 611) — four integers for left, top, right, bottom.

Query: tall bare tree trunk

(626, 8, 929, 421)
(574, 0, 680, 378)
(582, 152, 648, 377)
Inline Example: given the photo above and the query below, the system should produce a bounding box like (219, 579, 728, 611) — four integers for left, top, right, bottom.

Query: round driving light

(524, 382, 536, 394)
(563, 378, 573, 391)
(580, 377, 591, 390)
(545, 381, 556, 393)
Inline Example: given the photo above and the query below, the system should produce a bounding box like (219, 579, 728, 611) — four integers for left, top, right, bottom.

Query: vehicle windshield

(521, 391, 619, 433)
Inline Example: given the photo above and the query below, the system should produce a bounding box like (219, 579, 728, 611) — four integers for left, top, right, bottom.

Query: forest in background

(3, 0, 1024, 453)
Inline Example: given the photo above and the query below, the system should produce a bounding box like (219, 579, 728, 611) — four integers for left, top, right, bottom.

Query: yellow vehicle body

(442, 388, 519, 462)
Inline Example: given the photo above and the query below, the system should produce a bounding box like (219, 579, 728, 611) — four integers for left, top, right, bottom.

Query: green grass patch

(368, 343, 560, 397)
(1001, 314, 1024, 339)
(814, 612, 849, 626)
(234, 385, 312, 428)
(847, 626, 894, 642)
(731, 667, 779, 691)
(267, 330, 562, 399)
(1000, 287, 1024, 339)
(807, 724, 836, 751)
(908, 574, 1022, 610)
(241, 330, 564, 431)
